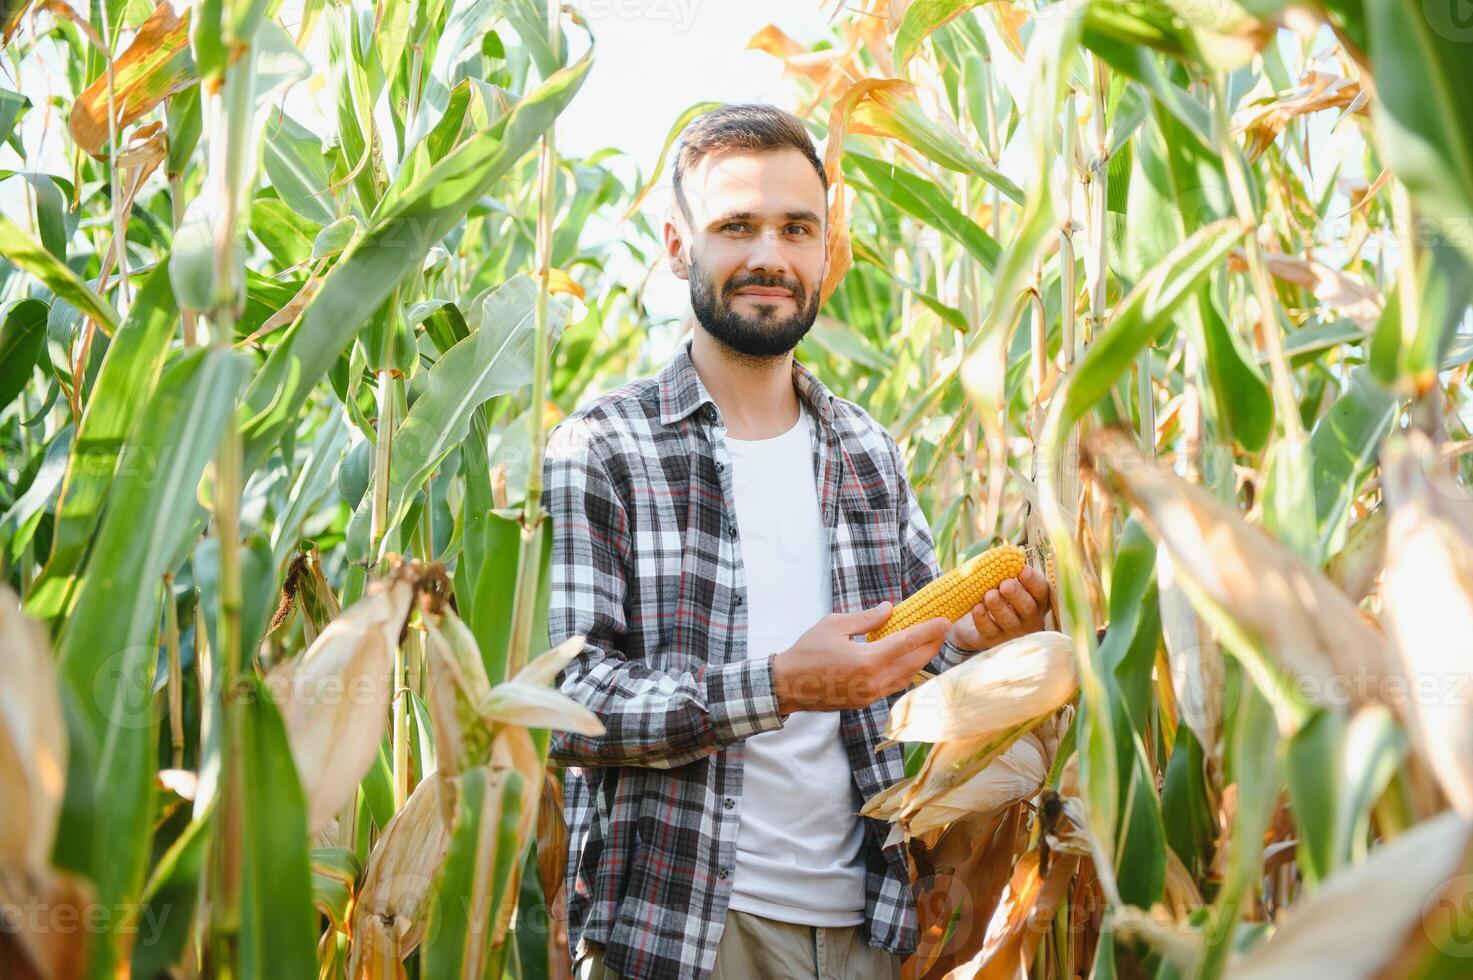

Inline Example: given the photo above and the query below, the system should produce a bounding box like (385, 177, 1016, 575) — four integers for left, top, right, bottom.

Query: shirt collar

(657, 334, 836, 429)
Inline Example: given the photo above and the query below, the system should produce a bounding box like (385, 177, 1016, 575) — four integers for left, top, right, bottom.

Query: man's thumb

(835, 601, 893, 635)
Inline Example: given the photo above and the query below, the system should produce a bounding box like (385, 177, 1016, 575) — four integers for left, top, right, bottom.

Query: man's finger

(835, 601, 894, 638)
(883, 628, 950, 693)
(870, 616, 950, 662)
(1000, 578, 1038, 620)
(1018, 565, 1051, 609)
(971, 602, 1003, 640)
(984, 588, 1021, 632)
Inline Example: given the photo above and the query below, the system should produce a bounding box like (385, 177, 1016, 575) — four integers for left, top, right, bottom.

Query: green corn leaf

(239, 45, 592, 475)
(423, 764, 533, 979)
(1061, 219, 1242, 428)
(54, 345, 246, 980)
(1366, 0, 1473, 273)
(1308, 365, 1398, 561)
(0, 297, 48, 411)
(26, 265, 178, 623)
(0, 214, 119, 334)
(239, 673, 320, 980)
(379, 275, 570, 545)
(845, 152, 1000, 270)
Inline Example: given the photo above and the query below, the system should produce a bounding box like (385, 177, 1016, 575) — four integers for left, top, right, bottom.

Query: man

(541, 104, 1051, 980)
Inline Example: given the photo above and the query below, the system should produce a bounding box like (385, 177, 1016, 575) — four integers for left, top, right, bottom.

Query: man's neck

(689, 328, 801, 440)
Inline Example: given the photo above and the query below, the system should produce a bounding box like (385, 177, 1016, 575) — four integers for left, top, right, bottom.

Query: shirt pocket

(834, 503, 904, 612)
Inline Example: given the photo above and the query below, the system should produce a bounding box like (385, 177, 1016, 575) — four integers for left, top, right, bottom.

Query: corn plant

(742, 1, 1473, 978)
(0, 0, 651, 976)
(5, 0, 1473, 978)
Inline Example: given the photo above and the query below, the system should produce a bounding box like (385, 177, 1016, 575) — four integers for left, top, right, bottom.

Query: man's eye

(786, 224, 812, 235)
(722, 222, 748, 232)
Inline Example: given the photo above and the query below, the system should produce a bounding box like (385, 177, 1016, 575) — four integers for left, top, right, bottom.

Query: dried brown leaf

(1380, 431, 1473, 815)
(0, 586, 66, 873)
(348, 775, 452, 978)
(1083, 427, 1396, 711)
(278, 570, 415, 833)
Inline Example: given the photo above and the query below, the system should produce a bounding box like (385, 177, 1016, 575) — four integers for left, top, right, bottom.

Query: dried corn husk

(885, 631, 1076, 743)
(869, 710, 1068, 847)
(1228, 810, 1473, 977)
(278, 568, 415, 833)
(426, 612, 602, 777)
(1379, 432, 1473, 815)
(537, 767, 568, 915)
(0, 588, 90, 980)
(881, 729, 1053, 845)
(0, 586, 67, 872)
(511, 634, 584, 687)
(425, 608, 497, 777)
(1325, 505, 1388, 604)
(0, 865, 95, 980)
(481, 682, 603, 735)
(1158, 549, 1225, 747)
(1083, 428, 1396, 710)
(951, 849, 1081, 980)
(348, 775, 452, 979)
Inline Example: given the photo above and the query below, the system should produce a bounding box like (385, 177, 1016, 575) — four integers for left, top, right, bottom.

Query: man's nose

(744, 228, 791, 277)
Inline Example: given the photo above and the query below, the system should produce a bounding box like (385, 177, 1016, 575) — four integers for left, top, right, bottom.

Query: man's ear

(664, 205, 691, 280)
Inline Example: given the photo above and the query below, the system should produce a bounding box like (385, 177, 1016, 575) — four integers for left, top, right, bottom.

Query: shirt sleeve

(885, 428, 979, 675)
(540, 417, 787, 770)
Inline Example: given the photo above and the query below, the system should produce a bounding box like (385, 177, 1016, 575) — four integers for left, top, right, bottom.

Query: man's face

(667, 147, 827, 358)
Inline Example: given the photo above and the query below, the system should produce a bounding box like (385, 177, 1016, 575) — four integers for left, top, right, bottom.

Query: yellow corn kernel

(867, 543, 1027, 642)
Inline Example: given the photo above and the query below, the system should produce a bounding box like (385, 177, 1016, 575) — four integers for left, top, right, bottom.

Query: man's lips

(735, 287, 792, 298)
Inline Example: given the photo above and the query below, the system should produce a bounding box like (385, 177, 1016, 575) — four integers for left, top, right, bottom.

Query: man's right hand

(770, 603, 952, 716)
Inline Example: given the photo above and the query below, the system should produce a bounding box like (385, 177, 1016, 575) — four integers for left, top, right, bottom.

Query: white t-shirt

(720, 405, 868, 926)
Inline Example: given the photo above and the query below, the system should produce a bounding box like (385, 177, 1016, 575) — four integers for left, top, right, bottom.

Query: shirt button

(727, 523, 737, 538)
(717, 866, 730, 879)
(715, 460, 724, 472)
(733, 594, 743, 607)
(723, 797, 735, 809)
(705, 405, 718, 423)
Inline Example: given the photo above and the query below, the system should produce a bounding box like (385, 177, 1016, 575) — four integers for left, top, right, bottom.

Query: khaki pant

(575, 908, 902, 979)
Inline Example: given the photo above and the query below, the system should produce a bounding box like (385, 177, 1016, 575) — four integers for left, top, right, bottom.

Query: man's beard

(688, 254, 821, 359)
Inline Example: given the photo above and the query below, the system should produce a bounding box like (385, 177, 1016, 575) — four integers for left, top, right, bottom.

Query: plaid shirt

(540, 335, 977, 980)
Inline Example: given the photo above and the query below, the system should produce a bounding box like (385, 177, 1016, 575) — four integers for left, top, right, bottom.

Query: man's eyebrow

(709, 209, 823, 226)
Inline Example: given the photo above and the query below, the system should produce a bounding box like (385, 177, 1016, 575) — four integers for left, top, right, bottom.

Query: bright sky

(557, 0, 841, 329)
(1, 0, 841, 323)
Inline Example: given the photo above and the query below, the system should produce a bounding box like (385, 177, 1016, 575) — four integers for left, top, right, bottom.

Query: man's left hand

(949, 565, 1053, 652)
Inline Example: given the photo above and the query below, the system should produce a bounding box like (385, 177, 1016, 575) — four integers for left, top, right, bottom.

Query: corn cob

(866, 543, 1027, 642)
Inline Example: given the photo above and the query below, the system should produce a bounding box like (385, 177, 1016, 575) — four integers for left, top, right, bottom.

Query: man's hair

(671, 103, 828, 226)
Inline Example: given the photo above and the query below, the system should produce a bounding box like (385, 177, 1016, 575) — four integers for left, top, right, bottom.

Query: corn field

(1, 0, 1471, 977)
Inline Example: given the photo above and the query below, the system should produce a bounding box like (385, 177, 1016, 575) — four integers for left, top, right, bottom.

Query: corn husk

(0, 864, 95, 980)
(481, 681, 603, 735)
(487, 726, 543, 950)
(348, 775, 452, 979)
(885, 631, 1076, 743)
(1228, 810, 1473, 977)
(889, 729, 1052, 844)
(511, 633, 584, 687)
(278, 568, 415, 833)
(1158, 548, 1225, 748)
(0, 587, 90, 980)
(869, 710, 1068, 847)
(426, 613, 602, 777)
(1379, 431, 1473, 815)
(487, 633, 603, 733)
(0, 586, 67, 872)
(1083, 428, 1396, 710)
(1325, 505, 1388, 604)
(537, 767, 568, 915)
(424, 608, 497, 777)
(951, 849, 1081, 980)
